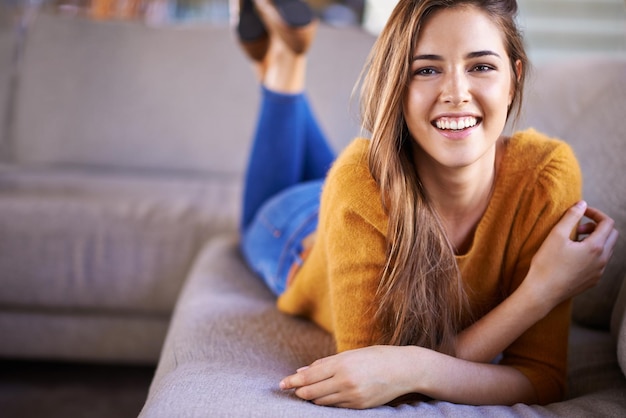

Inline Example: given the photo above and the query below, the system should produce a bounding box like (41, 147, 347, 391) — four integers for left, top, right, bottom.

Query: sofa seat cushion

(141, 235, 626, 417)
(567, 322, 625, 399)
(0, 166, 241, 315)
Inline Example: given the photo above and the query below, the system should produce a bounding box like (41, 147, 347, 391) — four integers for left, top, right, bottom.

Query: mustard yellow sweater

(277, 129, 582, 404)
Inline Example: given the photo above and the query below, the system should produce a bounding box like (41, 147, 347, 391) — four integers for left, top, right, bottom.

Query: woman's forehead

(413, 6, 508, 57)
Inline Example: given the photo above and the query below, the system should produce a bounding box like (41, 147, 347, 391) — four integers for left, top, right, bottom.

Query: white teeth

(435, 117, 477, 130)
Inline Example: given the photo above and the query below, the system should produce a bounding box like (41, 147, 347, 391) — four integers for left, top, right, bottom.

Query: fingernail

(576, 200, 587, 209)
(279, 380, 286, 390)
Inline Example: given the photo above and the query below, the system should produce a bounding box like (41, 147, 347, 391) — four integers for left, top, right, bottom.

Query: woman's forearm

(454, 275, 552, 363)
(403, 345, 537, 405)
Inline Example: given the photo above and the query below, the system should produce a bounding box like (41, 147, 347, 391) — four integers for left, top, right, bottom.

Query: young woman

(236, 0, 619, 409)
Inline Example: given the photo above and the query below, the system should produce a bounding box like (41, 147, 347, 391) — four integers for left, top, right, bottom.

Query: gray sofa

(1, 12, 625, 417)
(0, 11, 368, 364)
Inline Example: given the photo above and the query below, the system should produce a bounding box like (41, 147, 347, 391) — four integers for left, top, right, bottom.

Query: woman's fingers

(573, 205, 618, 252)
(576, 221, 596, 237)
(280, 356, 339, 392)
(553, 200, 587, 237)
(580, 207, 618, 261)
(309, 392, 361, 408)
(280, 359, 349, 404)
(605, 228, 619, 259)
(294, 379, 341, 403)
(582, 206, 616, 241)
(575, 206, 619, 290)
(583, 205, 613, 225)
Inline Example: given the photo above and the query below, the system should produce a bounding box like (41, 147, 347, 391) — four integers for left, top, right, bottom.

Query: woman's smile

(432, 114, 482, 140)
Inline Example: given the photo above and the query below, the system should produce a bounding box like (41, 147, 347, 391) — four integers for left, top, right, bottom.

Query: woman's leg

(301, 96, 335, 181)
(241, 88, 335, 230)
(240, 0, 334, 230)
(242, 88, 304, 230)
(237, 0, 333, 295)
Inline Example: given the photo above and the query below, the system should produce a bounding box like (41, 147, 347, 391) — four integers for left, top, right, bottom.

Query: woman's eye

(472, 64, 495, 72)
(414, 68, 438, 76)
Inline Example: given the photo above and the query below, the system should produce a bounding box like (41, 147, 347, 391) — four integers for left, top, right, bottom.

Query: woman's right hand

(526, 200, 619, 308)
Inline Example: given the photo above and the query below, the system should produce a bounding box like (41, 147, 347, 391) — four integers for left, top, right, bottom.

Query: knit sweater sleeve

(318, 139, 389, 352)
(499, 134, 582, 404)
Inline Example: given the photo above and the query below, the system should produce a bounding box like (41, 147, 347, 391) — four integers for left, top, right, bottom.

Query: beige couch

(1, 12, 625, 417)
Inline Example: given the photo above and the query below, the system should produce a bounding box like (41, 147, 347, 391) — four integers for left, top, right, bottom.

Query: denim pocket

(241, 180, 323, 296)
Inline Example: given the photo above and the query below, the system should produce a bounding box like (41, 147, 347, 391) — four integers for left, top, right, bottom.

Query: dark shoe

(237, 0, 269, 61)
(256, 0, 317, 55)
(237, 0, 267, 41)
(272, 0, 314, 28)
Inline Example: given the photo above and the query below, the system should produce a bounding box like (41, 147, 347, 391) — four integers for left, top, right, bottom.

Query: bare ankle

(262, 39, 307, 93)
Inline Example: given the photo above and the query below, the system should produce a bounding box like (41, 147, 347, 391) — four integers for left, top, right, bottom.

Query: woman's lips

(432, 116, 482, 140)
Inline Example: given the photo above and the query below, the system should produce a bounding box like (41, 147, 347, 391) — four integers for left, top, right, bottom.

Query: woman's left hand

(279, 345, 414, 409)
(526, 201, 619, 308)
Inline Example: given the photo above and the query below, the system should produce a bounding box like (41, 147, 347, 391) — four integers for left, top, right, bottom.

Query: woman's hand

(526, 200, 619, 308)
(281, 345, 537, 408)
(279, 345, 414, 409)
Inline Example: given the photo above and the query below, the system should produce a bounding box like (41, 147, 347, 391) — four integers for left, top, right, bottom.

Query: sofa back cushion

(10, 13, 374, 175)
(0, 13, 15, 158)
(518, 57, 626, 329)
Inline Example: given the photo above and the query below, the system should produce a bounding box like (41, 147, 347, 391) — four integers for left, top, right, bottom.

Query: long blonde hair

(359, 0, 528, 354)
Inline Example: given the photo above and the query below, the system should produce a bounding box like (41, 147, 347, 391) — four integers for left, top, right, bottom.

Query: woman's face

(404, 5, 518, 173)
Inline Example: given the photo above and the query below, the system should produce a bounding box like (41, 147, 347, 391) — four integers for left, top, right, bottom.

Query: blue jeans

(240, 87, 336, 296)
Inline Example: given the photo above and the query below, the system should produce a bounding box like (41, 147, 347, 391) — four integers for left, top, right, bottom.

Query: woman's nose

(441, 71, 471, 106)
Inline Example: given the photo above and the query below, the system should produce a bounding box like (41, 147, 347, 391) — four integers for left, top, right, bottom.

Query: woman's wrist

(518, 269, 559, 319)
(400, 346, 438, 395)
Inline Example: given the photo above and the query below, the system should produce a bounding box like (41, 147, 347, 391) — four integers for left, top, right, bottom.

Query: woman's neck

(415, 140, 504, 253)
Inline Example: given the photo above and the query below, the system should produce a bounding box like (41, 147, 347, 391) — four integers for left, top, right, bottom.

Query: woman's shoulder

(334, 137, 371, 167)
(326, 138, 374, 185)
(506, 128, 579, 170)
(502, 128, 581, 186)
(322, 138, 386, 221)
(498, 128, 582, 206)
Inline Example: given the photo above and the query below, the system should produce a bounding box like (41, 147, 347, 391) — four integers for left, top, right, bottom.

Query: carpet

(0, 360, 155, 418)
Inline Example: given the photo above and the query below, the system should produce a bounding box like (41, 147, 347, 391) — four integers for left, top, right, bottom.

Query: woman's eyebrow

(412, 54, 442, 61)
(412, 50, 502, 61)
(466, 50, 502, 59)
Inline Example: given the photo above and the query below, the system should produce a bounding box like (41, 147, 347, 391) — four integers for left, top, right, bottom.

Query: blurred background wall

(362, 0, 626, 63)
(1, 0, 625, 64)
